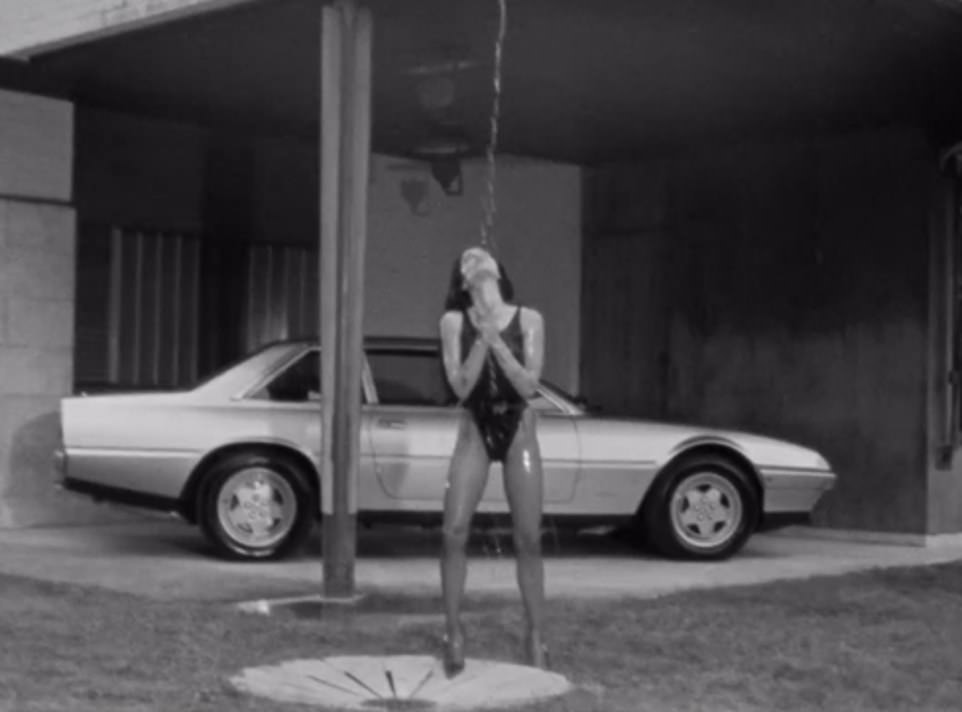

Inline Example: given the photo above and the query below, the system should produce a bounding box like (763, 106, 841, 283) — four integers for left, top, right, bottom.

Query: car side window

(368, 350, 456, 407)
(251, 350, 321, 402)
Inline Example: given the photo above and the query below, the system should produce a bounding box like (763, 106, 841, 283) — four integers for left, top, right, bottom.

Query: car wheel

(197, 452, 314, 561)
(642, 454, 758, 560)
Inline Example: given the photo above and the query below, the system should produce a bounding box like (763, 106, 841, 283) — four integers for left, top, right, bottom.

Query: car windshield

(190, 341, 300, 391)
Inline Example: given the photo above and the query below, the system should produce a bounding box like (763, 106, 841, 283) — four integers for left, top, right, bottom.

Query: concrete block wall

(0, 89, 123, 527)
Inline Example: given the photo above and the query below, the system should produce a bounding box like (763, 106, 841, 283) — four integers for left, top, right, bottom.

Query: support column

(319, 0, 373, 599)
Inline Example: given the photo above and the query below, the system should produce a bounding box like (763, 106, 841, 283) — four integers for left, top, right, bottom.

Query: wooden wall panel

(581, 128, 935, 534)
(73, 224, 201, 390)
(581, 231, 670, 418)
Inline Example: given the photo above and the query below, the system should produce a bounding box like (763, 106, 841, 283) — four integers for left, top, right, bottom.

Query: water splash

(544, 517, 562, 557)
(479, 526, 505, 558)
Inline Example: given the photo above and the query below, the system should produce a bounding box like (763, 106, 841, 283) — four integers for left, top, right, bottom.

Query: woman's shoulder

(439, 310, 465, 332)
(517, 306, 544, 329)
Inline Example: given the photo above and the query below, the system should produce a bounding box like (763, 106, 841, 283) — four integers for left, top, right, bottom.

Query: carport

(8, 0, 962, 159)
(2, 0, 962, 588)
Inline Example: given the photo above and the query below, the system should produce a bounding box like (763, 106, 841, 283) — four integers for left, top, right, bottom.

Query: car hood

(573, 415, 831, 471)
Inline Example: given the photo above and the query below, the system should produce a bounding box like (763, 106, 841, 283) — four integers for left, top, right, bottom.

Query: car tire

(641, 454, 758, 561)
(197, 451, 314, 561)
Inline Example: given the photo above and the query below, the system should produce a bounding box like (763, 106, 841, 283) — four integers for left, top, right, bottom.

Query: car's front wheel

(642, 454, 759, 560)
(197, 451, 314, 561)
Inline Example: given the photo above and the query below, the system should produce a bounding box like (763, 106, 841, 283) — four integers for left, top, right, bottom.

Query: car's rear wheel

(641, 454, 758, 560)
(197, 452, 313, 561)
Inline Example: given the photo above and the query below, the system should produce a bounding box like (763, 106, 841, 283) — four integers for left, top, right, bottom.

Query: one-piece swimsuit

(460, 307, 527, 463)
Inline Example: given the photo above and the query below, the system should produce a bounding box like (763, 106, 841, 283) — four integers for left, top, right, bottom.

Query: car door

(365, 346, 460, 504)
(366, 346, 579, 506)
(524, 390, 580, 504)
(242, 347, 377, 513)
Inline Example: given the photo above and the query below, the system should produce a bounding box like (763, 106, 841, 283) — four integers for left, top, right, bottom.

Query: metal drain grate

(361, 699, 437, 711)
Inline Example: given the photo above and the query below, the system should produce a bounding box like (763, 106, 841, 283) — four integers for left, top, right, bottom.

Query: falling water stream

(478, 0, 508, 254)
(475, 0, 565, 561)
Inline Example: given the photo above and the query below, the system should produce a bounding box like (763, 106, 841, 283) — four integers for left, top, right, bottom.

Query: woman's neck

(469, 280, 503, 314)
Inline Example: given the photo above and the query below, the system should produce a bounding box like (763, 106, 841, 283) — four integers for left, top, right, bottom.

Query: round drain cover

(230, 655, 573, 711)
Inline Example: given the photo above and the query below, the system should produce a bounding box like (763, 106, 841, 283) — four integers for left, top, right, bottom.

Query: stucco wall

(584, 127, 935, 534)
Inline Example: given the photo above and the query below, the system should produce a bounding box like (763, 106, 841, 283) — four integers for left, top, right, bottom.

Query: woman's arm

(440, 311, 489, 401)
(487, 307, 545, 399)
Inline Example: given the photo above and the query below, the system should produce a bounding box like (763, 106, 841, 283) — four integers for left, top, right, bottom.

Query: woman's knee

(513, 526, 542, 557)
(443, 519, 472, 550)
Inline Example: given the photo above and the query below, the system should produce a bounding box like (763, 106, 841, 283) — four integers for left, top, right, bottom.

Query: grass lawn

(2, 561, 962, 712)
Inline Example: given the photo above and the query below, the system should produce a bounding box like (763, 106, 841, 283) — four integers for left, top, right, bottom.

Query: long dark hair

(443, 254, 515, 312)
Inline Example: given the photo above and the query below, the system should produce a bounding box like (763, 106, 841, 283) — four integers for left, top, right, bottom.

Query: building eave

(0, 0, 260, 58)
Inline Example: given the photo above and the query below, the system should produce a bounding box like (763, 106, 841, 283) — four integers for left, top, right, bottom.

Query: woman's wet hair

(444, 253, 515, 311)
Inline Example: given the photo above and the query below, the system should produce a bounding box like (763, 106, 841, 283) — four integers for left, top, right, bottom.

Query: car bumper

(59, 476, 182, 513)
(52, 446, 67, 483)
(760, 466, 836, 514)
(57, 447, 196, 500)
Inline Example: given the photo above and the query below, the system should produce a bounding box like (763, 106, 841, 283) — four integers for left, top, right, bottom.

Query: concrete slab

(0, 490, 150, 528)
(0, 518, 961, 603)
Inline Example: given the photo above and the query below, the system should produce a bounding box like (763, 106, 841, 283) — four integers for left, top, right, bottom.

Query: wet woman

(438, 245, 547, 676)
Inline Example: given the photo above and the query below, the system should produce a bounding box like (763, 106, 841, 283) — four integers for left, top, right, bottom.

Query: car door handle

(377, 418, 406, 430)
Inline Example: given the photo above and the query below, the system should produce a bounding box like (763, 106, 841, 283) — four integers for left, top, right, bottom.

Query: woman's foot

(442, 626, 466, 678)
(524, 630, 550, 669)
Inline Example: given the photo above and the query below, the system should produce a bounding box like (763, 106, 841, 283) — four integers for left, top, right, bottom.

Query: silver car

(56, 338, 835, 561)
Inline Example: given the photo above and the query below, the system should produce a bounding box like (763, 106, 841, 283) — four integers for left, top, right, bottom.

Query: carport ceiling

(15, 0, 962, 162)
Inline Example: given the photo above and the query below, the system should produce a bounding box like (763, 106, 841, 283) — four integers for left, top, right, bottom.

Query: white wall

(365, 155, 582, 393)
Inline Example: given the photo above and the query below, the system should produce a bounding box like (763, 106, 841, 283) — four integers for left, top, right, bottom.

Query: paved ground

(2, 516, 962, 604)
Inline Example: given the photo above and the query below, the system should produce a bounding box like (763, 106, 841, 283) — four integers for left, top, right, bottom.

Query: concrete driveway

(2, 516, 962, 604)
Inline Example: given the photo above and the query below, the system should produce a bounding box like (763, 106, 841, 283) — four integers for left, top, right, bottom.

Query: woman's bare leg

(502, 409, 546, 666)
(441, 415, 490, 674)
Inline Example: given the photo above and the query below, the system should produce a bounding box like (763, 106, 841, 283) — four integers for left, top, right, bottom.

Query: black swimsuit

(460, 307, 527, 463)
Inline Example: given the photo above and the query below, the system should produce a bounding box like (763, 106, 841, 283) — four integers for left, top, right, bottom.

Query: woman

(438, 245, 548, 676)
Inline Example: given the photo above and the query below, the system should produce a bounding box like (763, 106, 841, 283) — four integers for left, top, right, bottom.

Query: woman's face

(460, 247, 499, 288)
